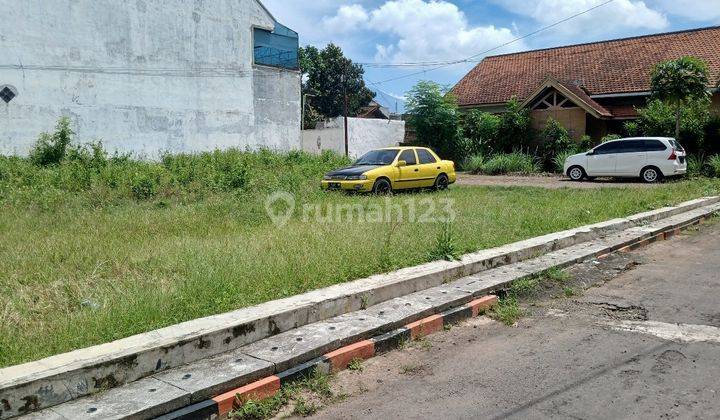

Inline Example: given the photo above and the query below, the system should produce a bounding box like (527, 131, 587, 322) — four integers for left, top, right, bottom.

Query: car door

(415, 148, 440, 187)
(586, 141, 621, 176)
(615, 140, 647, 176)
(396, 149, 420, 189)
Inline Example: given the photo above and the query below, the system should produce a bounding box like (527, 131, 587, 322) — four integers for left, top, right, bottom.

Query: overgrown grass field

(1, 142, 719, 367)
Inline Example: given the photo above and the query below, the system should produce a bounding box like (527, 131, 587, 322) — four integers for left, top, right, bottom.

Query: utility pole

(341, 73, 349, 157)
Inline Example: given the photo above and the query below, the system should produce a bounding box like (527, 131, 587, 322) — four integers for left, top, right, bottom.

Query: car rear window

(416, 149, 437, 164)
(668, 139, 685, 151)
(643, 140, 667, 152)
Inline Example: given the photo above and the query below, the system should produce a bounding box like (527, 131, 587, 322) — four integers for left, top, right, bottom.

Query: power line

(363, 0, 616, 85)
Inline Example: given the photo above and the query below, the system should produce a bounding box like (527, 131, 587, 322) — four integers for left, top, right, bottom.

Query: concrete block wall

(302, 117, 405, 158)
(0, 0, 301, 158)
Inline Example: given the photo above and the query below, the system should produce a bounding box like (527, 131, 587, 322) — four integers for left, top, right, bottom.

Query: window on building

(0, 85, 17, 103)
(253, 23, 299, 70)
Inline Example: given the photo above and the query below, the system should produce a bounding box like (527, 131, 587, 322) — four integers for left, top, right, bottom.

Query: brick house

(452, 26, 720, 141)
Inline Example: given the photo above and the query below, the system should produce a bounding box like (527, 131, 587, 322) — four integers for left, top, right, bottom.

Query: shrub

(480, 152, 539, 175)
(497, 99, 534, 153)
(29, 117, 74, 166)
(553, 150, 576, 174)
(708, 155, 720, 177)
(577, 135, 594, 152)
(539, 118, 574, 170)
(601, 134, 622, 143)
(686, 154, 707, 177)
(462, 154, 485, 174)
(462, 110, 501, 156)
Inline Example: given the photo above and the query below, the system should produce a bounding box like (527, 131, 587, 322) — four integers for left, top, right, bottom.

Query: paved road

(309, 221, 720, 419)
(456, 173, 663, 189)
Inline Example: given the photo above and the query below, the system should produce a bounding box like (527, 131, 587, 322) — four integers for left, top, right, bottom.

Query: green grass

(347, 358, 364, 372)
(1, 156, 720, 366)
(230, 370, 334, 419)
(490, 297, 523, 325)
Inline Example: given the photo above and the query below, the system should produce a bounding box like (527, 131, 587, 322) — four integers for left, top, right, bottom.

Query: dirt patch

(456, 173, 663, 189)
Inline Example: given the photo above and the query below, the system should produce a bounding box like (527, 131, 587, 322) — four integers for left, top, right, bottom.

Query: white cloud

(322, 4, 369, 33)
(320, 0, 525, 64)
(494, 0, 668, 37)
(650, 0, 720, 22)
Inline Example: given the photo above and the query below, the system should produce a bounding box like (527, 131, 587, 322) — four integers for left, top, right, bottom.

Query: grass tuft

(490, 297, 523, 325)
(347, 358, 364, 372)
(428, 221, 460, 261)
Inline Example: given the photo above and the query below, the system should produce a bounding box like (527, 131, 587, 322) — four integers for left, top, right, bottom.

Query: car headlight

(323, 175, 332, 180)
(345, 175, 367, 180)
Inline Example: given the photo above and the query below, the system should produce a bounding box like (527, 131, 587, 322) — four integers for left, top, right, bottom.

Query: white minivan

(563, 137, 687, 183)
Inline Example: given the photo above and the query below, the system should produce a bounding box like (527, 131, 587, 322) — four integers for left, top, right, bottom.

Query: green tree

(650, 56, 710, 140)
(299, 44, 375, 124)
(497, 99, 534, 153)
(624, 98, 710, 153)
(461, 110, 501, 155)
(405, 81, 463, 161)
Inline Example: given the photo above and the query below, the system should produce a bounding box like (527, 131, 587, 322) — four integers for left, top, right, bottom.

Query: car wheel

(641, 167, 661, 183)
(434, 173, 449, 191)
(567, 166, 585, 181)
(372, 178, 393, 194)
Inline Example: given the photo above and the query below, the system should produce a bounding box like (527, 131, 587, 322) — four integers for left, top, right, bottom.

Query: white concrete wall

(302, 117, 405, 158)
(0, 0, 301, 158)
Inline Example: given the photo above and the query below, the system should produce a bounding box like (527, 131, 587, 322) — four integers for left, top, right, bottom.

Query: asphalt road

(307, 221, 720, 419)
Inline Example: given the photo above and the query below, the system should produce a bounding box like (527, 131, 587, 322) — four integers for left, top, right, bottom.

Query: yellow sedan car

(321, 146, 456, 193)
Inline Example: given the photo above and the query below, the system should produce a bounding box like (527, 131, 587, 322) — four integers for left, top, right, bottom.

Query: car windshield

(354, 149, 399, 165)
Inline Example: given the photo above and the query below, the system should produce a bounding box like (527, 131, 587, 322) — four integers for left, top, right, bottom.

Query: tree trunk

(675, 105, 681, 140)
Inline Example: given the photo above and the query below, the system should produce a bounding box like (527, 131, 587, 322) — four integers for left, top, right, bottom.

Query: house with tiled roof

(452, 26, 720, 141)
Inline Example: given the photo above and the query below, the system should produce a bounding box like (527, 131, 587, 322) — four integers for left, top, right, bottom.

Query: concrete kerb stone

(2, 197, 718, 419)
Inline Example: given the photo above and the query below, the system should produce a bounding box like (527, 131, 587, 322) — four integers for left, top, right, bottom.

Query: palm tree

(650, 56, 710, 140)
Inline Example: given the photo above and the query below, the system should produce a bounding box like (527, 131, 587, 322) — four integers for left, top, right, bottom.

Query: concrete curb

(158, 296, 499, 419)
(2, 197, 718, 419)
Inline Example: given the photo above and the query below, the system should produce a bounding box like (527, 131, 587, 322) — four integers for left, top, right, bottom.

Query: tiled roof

(604, 104, 639, 119)
(452, 26, 720, 107)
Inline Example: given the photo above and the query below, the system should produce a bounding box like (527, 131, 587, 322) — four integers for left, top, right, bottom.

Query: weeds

(509, 276, 540, 297)
(708, 155, 720, 177)
(400, 364, 422, 374)
(347, 358, 364, 372)
(490, 297, 523, 325)
(545, 268, 571, 283)
(414, 336, 432, 351)
(230, 370, 334, 419)
(563, 287, 577, 297)
(429, 221, 460, 261)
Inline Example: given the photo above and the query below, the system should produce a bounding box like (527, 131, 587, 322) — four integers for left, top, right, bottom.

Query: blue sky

(261, 0, 720, 112)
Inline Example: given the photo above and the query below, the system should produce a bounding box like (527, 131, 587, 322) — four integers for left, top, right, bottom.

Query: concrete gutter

(27, 200, 720, 419)
(1, 196, 717, 419)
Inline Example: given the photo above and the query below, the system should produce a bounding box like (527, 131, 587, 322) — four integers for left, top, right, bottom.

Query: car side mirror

(586, 150, 594, 156)
(396, 160, 407, 167)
